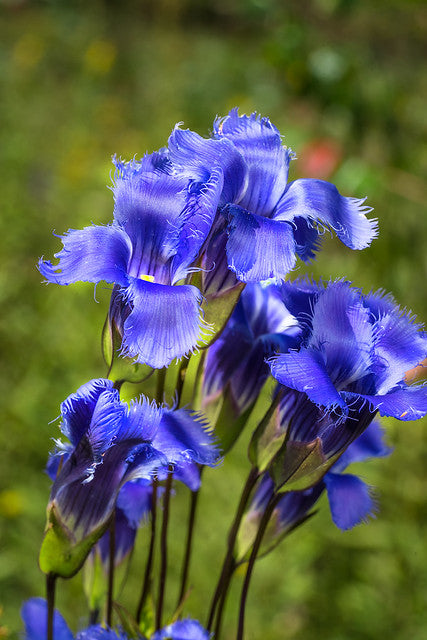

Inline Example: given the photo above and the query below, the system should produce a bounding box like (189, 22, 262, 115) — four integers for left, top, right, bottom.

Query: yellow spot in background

(13, 33, 45, 70)
(0, 489, 25, 518)
(84, 39, 116, 75)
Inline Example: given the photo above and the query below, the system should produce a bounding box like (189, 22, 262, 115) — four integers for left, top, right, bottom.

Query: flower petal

(121, 279, 207, 368)
(324, 472, 376, 530)
(214, 109, 292, 215)
(152, 619, 210, 640)
(334, 420, 391, 473)
(274, 179, 377, 250)
(153, 408, 219, 467)
(344, 384, 427, 421)
(22, 598, 73, 640)
(60, 379, 115, 448)
(39, 225, 132, 286)
(226, 205, 296, 282)
(270, 349, 347, 412)
(168, 125, 247, 205)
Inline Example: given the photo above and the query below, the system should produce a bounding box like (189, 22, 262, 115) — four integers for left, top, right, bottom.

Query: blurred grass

(0, 0, 427, 638)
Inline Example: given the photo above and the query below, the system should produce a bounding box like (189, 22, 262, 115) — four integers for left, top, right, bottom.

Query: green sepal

(39, 505, 108, 579)
(213, 386, 254, 454)
(248, 399, 286, 471)
(102, 313, 153, 386)
(113, 602, 144, 639)
(82, 550, 106, 614)
(270, 438, 340, 493)
(236, 507, 316, 564)
(191, 270, 244, 347)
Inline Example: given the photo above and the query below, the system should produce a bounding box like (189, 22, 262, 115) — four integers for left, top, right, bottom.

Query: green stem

(156, 368, 167, 405)
(176, 474, 202, 610)
(106, 515, 116, 627)
(46, 573, 56, 640)
(156, 469, 173, 630)
(213, 558, 236, 640)
(136, 479, 158, 624)
(206, 466, 259, 631)
(175, 355, 191, 408)
(236, 494, 280, 640)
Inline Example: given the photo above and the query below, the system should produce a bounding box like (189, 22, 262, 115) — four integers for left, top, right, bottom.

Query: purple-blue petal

(270, 349, 347, 412)
(226, 205, 296, 282)
(344, 384, 427, 421)
(334, 420, 391, 473)
(153, 408, 219, 467)
(76, 626, 128, 640)
(274, 179, 377, 250)
(324, 472, 376, 530)
(22, 598, 73, 640)
(152, 618, 210, 640)
(120, 279, 207, 368)
(60, 379, 115, 448)
(214, 109, 292, 216)
(39, 225, 131, 287)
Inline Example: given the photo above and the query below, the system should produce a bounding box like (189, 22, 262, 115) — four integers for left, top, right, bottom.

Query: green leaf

(114, 602, 143, 639)
(82, 550, 106, 612)
(248, 396, 286, 471)
(213, 387, 254, 454)
(196, 279, 244, 347)
(137, 596, 155, 638)
(102, 313, 153, 386)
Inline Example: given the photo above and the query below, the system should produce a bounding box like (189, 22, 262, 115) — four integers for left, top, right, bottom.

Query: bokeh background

(1, 0, 427, 638)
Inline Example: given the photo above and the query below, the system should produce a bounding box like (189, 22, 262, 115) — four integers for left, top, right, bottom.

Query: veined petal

(370, 303, 427, 394)
(168, 125, 247, 204)
(39, 225, 132, 286)
(214, 109, 292, 216)
(226, 205, 296, 282)
(344, 384, 427, 421)
(60, 379, 115, 448)
(324, 472, 375, 530)
(309, 282, 374, 390)
(274, 179, 377, 250)
(172, 166, 224, 282)
(113, 170, 189, 281)
(270, 349, 347, 412)
(153, 407, 219, 467)
(22, 598, 73, 640)
(119, 395, 162, 442)
(77, 627, 128, 640)
(121, 279, 207, 368)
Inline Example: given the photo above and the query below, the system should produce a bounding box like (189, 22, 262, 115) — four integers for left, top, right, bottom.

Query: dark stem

(88, 609, 100, 626)
(236, 494, 281, 640)
(136, 479, 158, 624)
(213, 558, 236, 640)
(46, 573, 56, 640)
(206, 466, 259, 631)
(176, 479, 201, 610)
(156, 368, 167, 405)
(175, 355, 191, 408)
(106, 514, 116, 627)
(156, 469, 173, 630)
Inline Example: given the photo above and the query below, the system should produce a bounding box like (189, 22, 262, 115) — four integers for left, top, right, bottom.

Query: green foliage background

(1, 1, 426, 638)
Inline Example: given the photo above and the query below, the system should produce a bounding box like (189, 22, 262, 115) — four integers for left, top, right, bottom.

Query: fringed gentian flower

(22, 598, 73, 640)
(263, 279, 427, 490)
(41, 378, 219, 577)
(239, 421, 390, 562)
(39, 153, 223, 368)
(168, 109, 377, 293)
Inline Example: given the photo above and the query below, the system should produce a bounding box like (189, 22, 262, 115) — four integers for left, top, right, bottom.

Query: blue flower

(168, 109, 377, 290)
(151, 619, 211, 640)
(42, 378, 219, 577)
(266, 279, 427, 486)
(203, 283, 300, 417)
(240, 421, 391, 561)
(39, 154, 222, 368)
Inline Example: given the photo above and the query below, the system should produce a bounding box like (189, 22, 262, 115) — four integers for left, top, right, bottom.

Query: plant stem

(156, 368, 167, 405)
(175, 355, 191, 408)
(46, 573, 56, 640)
(156, 469, 173, 630)
(213, 558, 236, 640)
(176, 476, 202, 610)
(136, 479, 158, 624)
(206, 466, 259, 631)
(236, 494, 280, 640)
(106, 514, 116, 627)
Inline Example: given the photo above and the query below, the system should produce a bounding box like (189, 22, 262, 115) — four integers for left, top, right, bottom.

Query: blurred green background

(1, 0, 427, 637)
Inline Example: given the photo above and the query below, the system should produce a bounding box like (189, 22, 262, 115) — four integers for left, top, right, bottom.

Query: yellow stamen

(139, 274, 155, 283)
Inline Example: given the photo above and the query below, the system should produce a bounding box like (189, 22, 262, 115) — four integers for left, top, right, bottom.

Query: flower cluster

(29, 109, 427, 640)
